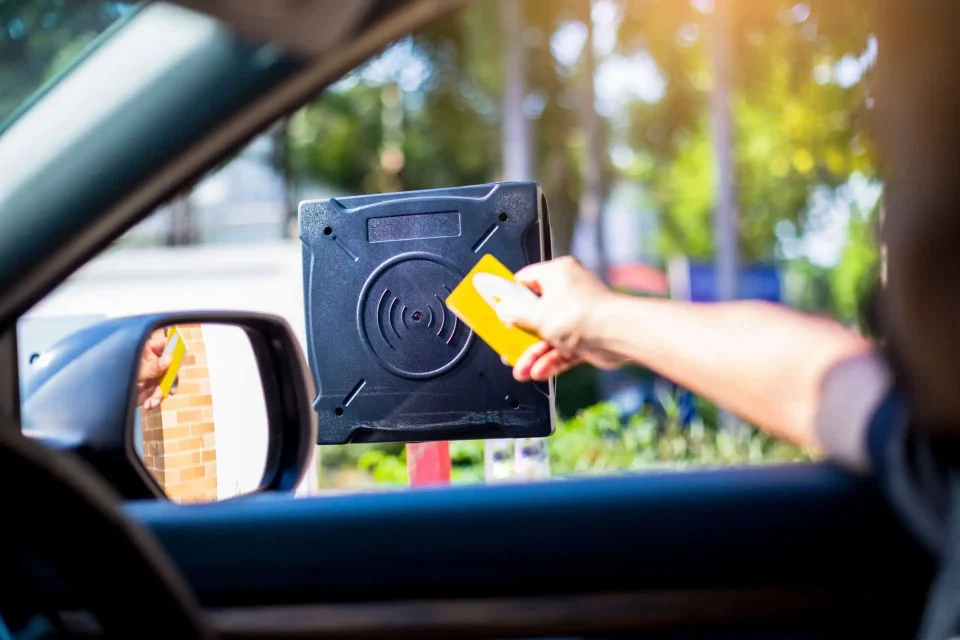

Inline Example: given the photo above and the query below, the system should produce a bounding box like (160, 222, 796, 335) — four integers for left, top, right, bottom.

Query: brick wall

(140, 324, 218, 503)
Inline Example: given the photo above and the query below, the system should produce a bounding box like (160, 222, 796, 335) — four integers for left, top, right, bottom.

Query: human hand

(495, 256, 627, 381)
(137, 336, 171, 410)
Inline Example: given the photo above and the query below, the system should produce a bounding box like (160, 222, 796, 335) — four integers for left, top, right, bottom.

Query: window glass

(20, 1, 879, 496)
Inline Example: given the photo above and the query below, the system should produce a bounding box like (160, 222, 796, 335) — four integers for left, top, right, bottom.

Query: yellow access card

(445, 254, 540, 366)
(159, 325, 187, 399)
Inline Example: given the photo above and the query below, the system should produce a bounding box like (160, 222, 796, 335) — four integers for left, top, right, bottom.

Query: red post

(406, 442, 451, 486)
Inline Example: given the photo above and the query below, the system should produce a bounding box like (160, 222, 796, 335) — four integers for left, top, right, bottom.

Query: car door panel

(127, 463, 931, 637)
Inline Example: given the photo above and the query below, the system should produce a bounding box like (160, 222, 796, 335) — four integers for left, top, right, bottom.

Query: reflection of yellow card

(446, 254, 540, 366)
(159, 326, 187, 399)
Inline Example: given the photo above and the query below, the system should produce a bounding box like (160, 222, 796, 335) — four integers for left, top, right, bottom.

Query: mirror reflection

(132, 323, 268, 504)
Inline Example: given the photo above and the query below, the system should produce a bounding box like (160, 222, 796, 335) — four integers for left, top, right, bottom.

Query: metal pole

(711, 0, 738, 430)
(711, 0, 737, 303)
(408, 442, 452, 486)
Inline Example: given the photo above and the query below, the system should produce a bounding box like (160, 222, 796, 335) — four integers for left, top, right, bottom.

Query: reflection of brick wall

(141, 324, 217, 503)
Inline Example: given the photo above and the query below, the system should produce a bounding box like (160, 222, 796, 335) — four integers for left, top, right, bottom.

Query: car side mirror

(21, 312, 316, 502)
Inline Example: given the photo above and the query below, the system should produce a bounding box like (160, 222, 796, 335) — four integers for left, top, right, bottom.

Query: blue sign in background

(686, 263, 781, 303)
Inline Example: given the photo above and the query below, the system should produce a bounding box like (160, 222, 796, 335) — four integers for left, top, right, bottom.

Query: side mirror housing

(21, 312, 316, 502)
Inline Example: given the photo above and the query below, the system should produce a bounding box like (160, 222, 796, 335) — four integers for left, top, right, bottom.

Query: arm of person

(498, 257, 892, 472)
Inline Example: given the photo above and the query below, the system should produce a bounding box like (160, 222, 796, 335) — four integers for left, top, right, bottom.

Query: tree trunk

(500, 0, 533, 182)
(168, 193, 194, 246)
(540, 152, 575, 256)
(577, 0, 608, 283)
(274, 117, 299, 240)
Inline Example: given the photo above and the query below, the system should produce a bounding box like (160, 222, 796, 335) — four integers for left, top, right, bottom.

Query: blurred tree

(287, 0, 605, 258)
(271, 117, 299, 239)
(288, 2, 501, 196)
(524, 0, 587, 256)
(288, 82, 386, 193)
(782, 258, 835, 317)
(619, 0, 878, 262)
(167, 193, 194, 246)
(829, 199, 880, 329)
(574, 0, 611, 279)
(287, 0, 878, 270)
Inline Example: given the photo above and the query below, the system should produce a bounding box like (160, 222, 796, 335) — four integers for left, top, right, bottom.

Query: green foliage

(450, 440, 485, 484)
(649, 122, 716, 258)
(287, 18, 504, 196)
(550, 401, 813, 476)
(554, 363, 600, 416)
(284, 1, 883, 268)
(357, 446, 408, 484)
(284, 0, 595, 254)
(829, 202, 880, 328)
(319, 392, 813, 489)
(781, 258, 836, 316)
(288, 85, 385, 193)
(620, 0, 878, 261)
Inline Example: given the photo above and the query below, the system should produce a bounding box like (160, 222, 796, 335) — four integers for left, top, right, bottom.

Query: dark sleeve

(867, 387, 951, 554)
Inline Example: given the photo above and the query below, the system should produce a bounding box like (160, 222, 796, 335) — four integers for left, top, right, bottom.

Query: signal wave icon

(358, 255, 474, 380)
(375, 288, 460, 348)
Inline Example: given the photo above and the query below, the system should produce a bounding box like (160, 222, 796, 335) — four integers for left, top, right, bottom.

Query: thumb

(139, 355, 170, 382)
(145, 336, 167, 357)
(496, 298, 543, 335)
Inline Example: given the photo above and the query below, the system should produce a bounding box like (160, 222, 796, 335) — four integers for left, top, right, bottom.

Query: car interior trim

(127, 463, 931, 624)
(208, 587, 906, 639)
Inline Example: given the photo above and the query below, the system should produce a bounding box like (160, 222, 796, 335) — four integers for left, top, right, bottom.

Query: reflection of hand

(495, 256, 628, 382)
(137, 336, 171, 410)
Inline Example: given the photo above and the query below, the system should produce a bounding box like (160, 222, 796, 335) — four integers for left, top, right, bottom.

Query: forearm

(591, 296, 876, 450)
